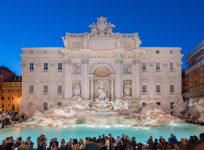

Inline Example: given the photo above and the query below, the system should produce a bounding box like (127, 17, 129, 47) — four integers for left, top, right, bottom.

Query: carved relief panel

(72, 63, 81, 74)
(123, 64, 131, 73)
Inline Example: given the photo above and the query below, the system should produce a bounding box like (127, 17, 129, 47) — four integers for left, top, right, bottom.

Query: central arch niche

(93, 66, 111, 77)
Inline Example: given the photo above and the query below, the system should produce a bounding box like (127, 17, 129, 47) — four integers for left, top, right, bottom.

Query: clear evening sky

(0, 0, 204, 76)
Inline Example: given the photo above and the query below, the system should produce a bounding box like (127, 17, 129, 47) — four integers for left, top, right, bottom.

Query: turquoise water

(0, 123, 204, 148)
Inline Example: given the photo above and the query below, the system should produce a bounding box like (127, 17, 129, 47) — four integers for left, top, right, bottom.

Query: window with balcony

(170, 63, 174, 71)
(156, 63, 160, 71)
(142, 85, 147, 92)
(17, 83, 20, 86)
(2, 104, 4, 108)
(170, 85, 174, 92)
(30, 63, 34, 70)
(43, 85, 48, 93)
(29, 85, 34, 93)
(44, 63, 48, 70)
(156, 85, 160, 92)
(58, 85, 62, 93)
(43, 102, 48, 110)
(58, 63, 62, 71)
(142, 63, 146, 71)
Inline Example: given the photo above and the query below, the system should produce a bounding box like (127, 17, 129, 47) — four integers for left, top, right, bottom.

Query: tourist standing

(59, 139, 66, 150)
(37, 134, 43, 148)
(18, 141, 29, 150)
(67, 138, 73, 149)
(130, 137, 136, 149)
(105, 137, 110, 150)
(100, 141, 107, 150)
(115, 136, 123, 147)
(72, 139, 79, 150)
(79, 138, 84, 150)
(147, 136, 153, 146)
(168, 134, 177, 143)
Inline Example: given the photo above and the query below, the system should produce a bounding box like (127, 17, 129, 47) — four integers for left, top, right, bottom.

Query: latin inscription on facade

(89, 40, 115, 49)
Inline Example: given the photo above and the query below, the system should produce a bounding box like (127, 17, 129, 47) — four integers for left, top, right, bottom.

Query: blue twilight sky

(0, 0, 204, 76)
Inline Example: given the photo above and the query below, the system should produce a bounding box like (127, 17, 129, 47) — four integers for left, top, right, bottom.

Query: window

(17, 90, 19, 92)
(44, 85, 48, 93)
(58, 50, 61, 54)
(29, 85, 34, 92)
(17, 83, 20, 86)
(156, 85, 160, 92)
(8, 83, 10, 86)
(142, 63, 146, 71)
(195, 81, 197, 85)
(12, 83, 14, 86)
(156, 63, 160, 71)
(43, 103, 48, 110)
(170, 50, 173, 54)
(143, 102, 147, 106)
(170, 63, 174, 70)
(58, 102, 62, 106)
(30, 63, 34, 70)
(44, 50, 47, 53)
(11, 90, 13, 92)
(12, 97, 13, 100)
(2, 104, 4, 108)
(2, 97, 4, 100)
(58, 85, 62, 93)
(170, 85, 174, 92)
(44, 63, 48, 70)
(156, 50, 160, 54)
(8, 97, 10, 100)
(58, 63, 62, 71)
(8, 90, 10, 92)
(2, 90, 4, 93)
(142, 85, 147, 92)
(30, 50, 34, 54)
(157, 102, 161, 106)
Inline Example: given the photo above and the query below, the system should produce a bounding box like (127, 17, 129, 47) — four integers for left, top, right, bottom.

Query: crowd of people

(0, 133, 204, 150)
(185, 119, 204, 126)
(0, 110, 24, 128)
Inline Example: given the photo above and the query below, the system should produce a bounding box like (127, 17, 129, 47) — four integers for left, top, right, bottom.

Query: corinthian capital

(64, 59, 72, 65)
(20, 62, 27, 67)
(132, 59, 141, 65)
(81, 58, 89, 64)
(116, 59, 123, 64)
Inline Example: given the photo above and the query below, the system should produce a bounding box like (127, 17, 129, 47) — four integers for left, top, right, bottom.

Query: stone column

(135, 59, 141, 99)
(116, 59, 123, 99)
(64, 59, 72, 99)
(176, 62, 182, 95)
(111, 78, 115, 100)
(90, 78, 94, 100)
(82, 58, 89, 100)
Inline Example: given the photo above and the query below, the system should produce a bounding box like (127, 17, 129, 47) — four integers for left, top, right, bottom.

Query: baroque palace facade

(20, 17, 182, 112)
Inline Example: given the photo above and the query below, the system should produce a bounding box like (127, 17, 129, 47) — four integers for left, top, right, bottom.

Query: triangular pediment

(154, 80, 163, 84)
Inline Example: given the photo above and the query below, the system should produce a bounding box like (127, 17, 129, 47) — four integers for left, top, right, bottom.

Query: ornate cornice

(20, 62, 27, 67)
(64, 59, 72, 65)
(132, 59, 141, 65)
(81, 58, 89, 64)
(116, 59, 123, 64)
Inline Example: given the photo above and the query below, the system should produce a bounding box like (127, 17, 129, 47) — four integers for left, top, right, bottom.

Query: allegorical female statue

(73, 82, 81, 96)
(124, 82, 132, 96)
